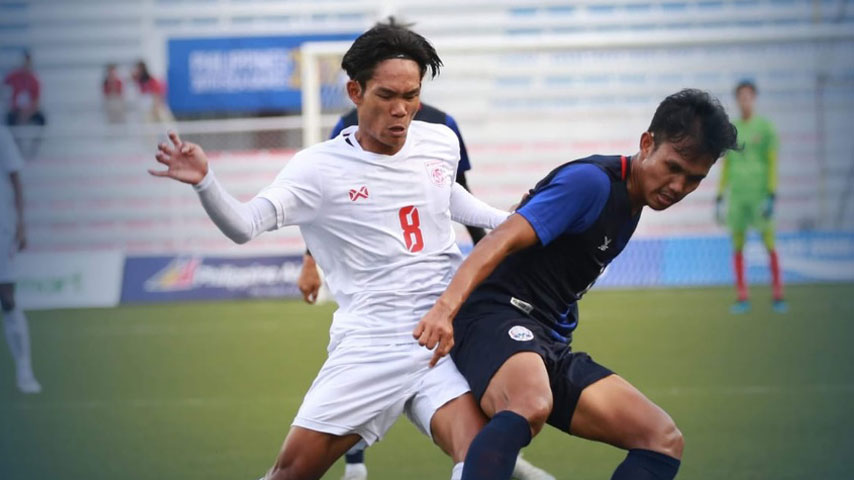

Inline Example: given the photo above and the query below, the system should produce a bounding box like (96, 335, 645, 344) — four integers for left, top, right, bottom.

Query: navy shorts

(451, 296, 613, 432)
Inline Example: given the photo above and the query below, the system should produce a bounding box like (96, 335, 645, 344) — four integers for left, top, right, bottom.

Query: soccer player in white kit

(150, 24, 508, 480)
(0, 125, 40, 394)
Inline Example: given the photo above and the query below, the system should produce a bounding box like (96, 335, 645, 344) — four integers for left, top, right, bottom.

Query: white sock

(3, 307, 33, 375)
(344, 462, 367, 476)
(450, 462, 464, 480)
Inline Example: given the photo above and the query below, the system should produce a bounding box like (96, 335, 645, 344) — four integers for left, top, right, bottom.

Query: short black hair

(735, 79, 757, 96)
(647, 88, 739, 162)
(341, 20, 442, 88)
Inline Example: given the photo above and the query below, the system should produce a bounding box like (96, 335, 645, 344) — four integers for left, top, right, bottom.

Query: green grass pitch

(2, 284, 852, 479)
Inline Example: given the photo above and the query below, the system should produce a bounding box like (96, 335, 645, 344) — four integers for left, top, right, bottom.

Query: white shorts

(292, 341, 471, 445)
(0, 230, 15, 283)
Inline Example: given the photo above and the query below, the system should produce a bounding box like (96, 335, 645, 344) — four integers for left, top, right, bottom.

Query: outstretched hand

(413, 302, 455, 368)
(148, 131, 209, 185)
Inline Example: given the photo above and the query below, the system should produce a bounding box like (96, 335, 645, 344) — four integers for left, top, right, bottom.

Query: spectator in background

(716, 80, 786, 314)
(131, 60, 173, 123)
(102, 63, 125, 124)
(3, 51, 46, 158)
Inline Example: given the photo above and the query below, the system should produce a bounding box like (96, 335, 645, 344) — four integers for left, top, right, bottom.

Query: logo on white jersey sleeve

(424, 160, 452, 186)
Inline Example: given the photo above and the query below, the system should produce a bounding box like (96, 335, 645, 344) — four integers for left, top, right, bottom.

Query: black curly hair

(647, 88, 739, 161)
(341, 18, 442, 88)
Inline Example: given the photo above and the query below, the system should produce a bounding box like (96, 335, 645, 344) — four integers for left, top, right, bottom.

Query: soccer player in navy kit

(414, 89, 739, 480)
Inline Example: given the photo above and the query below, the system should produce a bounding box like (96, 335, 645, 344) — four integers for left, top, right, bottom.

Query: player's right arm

(149, 131, 279, 244)
(415, 164, 610, 366)
(717, 151, 731, 197)
(715, 152, 732, 223)
(414, 213, 538, 366)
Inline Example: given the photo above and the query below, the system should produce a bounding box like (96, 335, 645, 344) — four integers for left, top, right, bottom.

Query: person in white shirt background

(0, 125, 41, 394)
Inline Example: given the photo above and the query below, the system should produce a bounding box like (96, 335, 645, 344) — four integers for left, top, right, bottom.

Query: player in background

(716, 80, 786, 314)
(151, 23, 509, 480)
(414, 89, 739, 480)
(0, 125, 40, 394)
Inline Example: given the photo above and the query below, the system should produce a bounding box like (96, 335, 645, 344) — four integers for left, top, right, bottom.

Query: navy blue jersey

(329, 103, 472, 172)
(465, 155, 641, 342)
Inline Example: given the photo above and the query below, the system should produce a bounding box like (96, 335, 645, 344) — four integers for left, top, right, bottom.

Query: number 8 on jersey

(399, 206, 424, 253)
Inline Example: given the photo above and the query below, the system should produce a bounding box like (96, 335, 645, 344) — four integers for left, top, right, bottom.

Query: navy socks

(461, 410, 532, 480)
(611, 449, 681, 480)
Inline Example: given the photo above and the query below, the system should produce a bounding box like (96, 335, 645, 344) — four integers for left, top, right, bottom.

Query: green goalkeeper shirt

(719, 114, 779, 198)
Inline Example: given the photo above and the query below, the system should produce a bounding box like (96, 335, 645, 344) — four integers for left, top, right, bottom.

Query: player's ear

(639, 131, 654, 159)
(346, 80, 364, 106)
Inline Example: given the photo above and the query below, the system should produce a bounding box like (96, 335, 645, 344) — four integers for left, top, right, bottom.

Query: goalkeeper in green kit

(716, 80, 786, 314)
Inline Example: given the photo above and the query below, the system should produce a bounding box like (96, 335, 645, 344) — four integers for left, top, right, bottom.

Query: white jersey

(258, 121, 464, 348)
(0, 126, 24, 232)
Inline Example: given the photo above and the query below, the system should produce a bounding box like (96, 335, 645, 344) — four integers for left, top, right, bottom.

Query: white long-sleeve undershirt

(192, 168, 278, 244)
(449, 182, 510, 230)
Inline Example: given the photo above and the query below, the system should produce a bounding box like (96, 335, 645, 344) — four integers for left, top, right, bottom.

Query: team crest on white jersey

(508, 325, 534, 342)
(424, 160, 452, 186)
(348, 186, 369, 201)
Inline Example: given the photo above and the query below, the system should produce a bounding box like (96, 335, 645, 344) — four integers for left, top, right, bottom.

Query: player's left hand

(413, 304, 455, 367)
(762, 193, 775, 219)
(298, 254, 322, 304)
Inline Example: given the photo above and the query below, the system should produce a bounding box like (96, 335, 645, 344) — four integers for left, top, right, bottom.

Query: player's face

(348, 58, 422, 155)
(636, 132, 714, 211)
(736, 87, 756, 118)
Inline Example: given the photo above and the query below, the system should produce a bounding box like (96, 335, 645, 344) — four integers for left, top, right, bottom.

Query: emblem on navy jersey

(598, 236, 611, 251)
(424, 160, 452, 186)
(508, 325, 534, 342)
